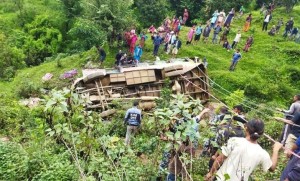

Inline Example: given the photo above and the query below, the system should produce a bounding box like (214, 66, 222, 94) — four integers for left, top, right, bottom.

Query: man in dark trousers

(229, 49, 242, 71)
(262, 11, 272, 31)
(283, 17, 294, 37)
(153, 33, 163, 56)
(124, 101, 142, 146)
(98, 46, 106, 64)
(275, 113, 300, 153)
(115, 50, 123, 66)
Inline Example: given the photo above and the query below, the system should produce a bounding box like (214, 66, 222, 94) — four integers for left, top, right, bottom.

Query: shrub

(31, 152, 79, 181)
(16, 77, 41, 98)
(0, 142, 29, 181)
(2, 66, 16, 81)
(0, 96, 31, 136)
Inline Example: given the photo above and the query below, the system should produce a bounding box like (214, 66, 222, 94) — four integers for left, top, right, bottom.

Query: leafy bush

(68, 18, 106, 52)
(224, 90, 245, 108)
(31, 151, 79, 181)
(2, 66, 16, 81)
(134, 0, 171, 27)
(0, 33, 26, 80)
(16, 77, 41, 98)
(0, 96, 31, 136)
(0, 142, 29, 181)
(288, 67, 300, 84)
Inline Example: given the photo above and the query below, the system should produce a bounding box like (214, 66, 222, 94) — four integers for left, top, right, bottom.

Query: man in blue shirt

(153, 34, 163, 56)
(124, 101, 142, 145)
(194, 23, 203, 44)
(212, 22, 222, 44)
(229, 49, 242, 71)
(133, 45, 143, 64)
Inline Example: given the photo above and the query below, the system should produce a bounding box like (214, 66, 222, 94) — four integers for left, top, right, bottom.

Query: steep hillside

(0, 5, 300, 181)
(1, 6, 299, 107)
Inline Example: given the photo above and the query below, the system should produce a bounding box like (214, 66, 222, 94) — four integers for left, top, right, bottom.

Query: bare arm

(274, 117, 294, 125)
(205, 153, 226, 180)
(269, 142, 283, 171)
(287, 143, 298, 158)
(197, 108, 210, 121)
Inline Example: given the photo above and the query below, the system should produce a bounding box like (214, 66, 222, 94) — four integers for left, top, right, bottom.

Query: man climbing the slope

(277, 94, 300, 145)
(206, 119, 283, 181)
(124, 101, 142, 146)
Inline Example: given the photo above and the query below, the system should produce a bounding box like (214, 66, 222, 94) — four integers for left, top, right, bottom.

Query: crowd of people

(98, 3, 298, 72)
(123, 94, 300, 181)
(118, 4, 300, 180)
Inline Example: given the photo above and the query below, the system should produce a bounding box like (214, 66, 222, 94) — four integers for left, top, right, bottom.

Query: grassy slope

(0, 6, 299, 105)
(0, 6, 299, 180)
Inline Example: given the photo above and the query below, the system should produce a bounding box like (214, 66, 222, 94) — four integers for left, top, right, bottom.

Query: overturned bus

(73, 59, 209, 113)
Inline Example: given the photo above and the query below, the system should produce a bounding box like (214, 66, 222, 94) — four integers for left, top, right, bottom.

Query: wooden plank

(90, 95, 106, 102)
(83, 72, 105, 83)
(125, 72, 133, 78)
(141, 77, 149, 83)
(165, 70, 183, 77)
(133, 71, 140, 78)
(164, 65, 183, 72)
(127, 78, 135, 85)
(110, 77, 118, 82)
(148, 70, 155, 77)
(100, 109, 116, 118)
(140, 70, 148, 77)
(95, 80, 105, 110)
(110, 74, 118, 78)
(134, 77, 142, 84)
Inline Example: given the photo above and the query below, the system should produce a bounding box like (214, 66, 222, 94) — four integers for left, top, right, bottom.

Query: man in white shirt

(262, 12, 272, 31)
(205, 119, 282, 181)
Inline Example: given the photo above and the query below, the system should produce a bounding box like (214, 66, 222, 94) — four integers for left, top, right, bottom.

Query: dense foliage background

(0, 0, 300, 180)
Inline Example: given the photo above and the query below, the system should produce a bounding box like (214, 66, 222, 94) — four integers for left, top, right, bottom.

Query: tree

(60, 0, 83, 35)
(82, 0, 138, 45)
(68, 18, 106, 52)
(202, 0, 252, 20)
(169, 0, 205, 25)
(281, 0, 299, 12)
(22, 15, 63, 66)
(0, 33, 25, 80)
(134, 0, 171, 27)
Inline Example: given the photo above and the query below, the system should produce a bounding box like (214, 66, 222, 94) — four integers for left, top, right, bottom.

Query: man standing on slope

(277, 94, 300, 145)
(153, 33, 163, 56)
(262, 11, 272, 31)
(283, 17, 294, 37)
(124, 101, 142, 146)
(229, 49, 242, 71)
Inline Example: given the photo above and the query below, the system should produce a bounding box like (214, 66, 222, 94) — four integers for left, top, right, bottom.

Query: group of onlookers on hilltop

(94, 3, 300, 181)
(259, 3, 299, 41)
(97, 2, 298, 72)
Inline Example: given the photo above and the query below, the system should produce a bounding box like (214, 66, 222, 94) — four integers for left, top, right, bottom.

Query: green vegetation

(0, 0, 300, 180)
